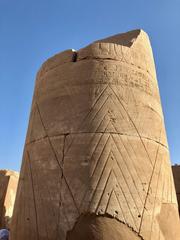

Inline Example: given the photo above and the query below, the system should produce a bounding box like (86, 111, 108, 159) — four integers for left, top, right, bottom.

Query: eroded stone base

(66, 214, 142, 240)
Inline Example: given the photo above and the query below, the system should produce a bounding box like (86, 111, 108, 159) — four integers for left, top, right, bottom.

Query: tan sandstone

(0, 170, 19, 229)
(10, 29, 180, 240)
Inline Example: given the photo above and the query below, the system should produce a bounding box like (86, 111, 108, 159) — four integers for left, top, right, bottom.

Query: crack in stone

(56, 134, 68, 240)
(35, 102, 80, 214)
(138, 127, 162, 234)
(27, 151, 40, 240)
(26, 132, 168, 150)
(72, 51, 77, 62)
(37, 52, 156, 83)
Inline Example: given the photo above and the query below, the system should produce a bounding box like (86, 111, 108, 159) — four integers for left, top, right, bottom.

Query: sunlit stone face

(10, 30, 180, 240)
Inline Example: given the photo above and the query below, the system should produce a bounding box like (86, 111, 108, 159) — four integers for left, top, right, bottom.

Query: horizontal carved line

(26, 132, 168, 149)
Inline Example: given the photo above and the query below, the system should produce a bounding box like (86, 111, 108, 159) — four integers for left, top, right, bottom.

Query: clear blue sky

(0, 0, 179, 171)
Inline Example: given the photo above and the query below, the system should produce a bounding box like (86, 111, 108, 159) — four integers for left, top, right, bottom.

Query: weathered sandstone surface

(0, 170, 19, 229)
(10, 29, 180, 240)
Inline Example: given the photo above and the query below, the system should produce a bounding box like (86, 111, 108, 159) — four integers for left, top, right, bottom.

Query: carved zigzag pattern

(18, 84, 175, 240)
(80, 134, 146, 231)
(62, 133, 172, 233)
(60, 86, 174, 239)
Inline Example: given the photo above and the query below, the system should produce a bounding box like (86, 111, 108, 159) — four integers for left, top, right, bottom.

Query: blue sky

(0, 0, 179, 171)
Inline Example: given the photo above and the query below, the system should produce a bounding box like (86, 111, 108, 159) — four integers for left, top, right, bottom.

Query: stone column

(11, 30, 180, 240)
(0, 170, 19, 229)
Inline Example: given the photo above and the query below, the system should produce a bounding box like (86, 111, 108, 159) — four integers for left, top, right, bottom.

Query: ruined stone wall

(10, 30, 180, 240)
(0, 170, 19, 229)
(172, 165, 180, 215)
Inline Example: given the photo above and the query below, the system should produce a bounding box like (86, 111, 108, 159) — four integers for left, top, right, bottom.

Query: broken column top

(0, 170, 19, 178)
(37, 29, 156, 81)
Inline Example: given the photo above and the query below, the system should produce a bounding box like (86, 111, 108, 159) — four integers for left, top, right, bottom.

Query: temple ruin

(10, 29, 180, 239)
(0, 170, 19, 229)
